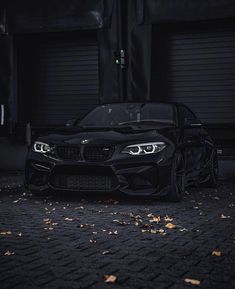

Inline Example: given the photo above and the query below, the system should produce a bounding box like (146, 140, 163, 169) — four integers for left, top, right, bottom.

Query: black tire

(203, 149, 218, 187)
(167, 152, 185, 202)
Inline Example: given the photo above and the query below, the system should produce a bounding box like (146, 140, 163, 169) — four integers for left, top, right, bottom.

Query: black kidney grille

(56, 146, 80, 161)
(83, 146, 114, 161)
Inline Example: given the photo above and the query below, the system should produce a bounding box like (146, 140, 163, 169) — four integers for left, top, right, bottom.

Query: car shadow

(27, 188, 187, 207)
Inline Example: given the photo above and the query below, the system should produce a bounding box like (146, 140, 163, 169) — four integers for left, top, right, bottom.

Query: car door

(178, 105, 206, 178)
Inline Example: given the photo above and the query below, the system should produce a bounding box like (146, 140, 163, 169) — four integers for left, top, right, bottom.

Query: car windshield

(79, 103, 175, 127)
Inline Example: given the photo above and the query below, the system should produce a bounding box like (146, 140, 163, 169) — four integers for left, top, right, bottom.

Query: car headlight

(122, 142, 166, 155)
(33, 141, 52, 154)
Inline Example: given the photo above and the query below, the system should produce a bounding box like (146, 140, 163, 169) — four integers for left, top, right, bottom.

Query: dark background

(0, 0, 235, 171)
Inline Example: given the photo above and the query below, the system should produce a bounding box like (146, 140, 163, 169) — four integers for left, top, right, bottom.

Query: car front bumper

(25, 152, 173, 196)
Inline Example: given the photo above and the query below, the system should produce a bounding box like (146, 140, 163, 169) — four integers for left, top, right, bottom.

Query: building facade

(0, 0, 235, 160)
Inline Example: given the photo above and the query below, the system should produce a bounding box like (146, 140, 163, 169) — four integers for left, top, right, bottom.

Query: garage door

(17, 30, 99, 126)
(151, 20, 235, 124)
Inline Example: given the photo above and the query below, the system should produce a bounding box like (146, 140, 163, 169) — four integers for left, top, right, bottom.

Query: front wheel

(202, 149, 218, 187)
(167, 152, 185, 202)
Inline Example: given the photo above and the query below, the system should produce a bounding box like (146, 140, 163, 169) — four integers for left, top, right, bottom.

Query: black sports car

(25, 102, 218, 201)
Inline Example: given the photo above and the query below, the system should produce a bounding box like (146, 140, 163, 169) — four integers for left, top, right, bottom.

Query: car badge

(81, 139, 90, 145)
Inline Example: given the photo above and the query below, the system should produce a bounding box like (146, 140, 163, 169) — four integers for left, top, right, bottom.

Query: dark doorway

(16, 30, 100, 127)
(151, 19, 235, 124)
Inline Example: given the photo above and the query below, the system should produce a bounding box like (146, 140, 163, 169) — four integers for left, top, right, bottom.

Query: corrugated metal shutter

(17, 31, 99, 126)
(151, 20, 235, 124)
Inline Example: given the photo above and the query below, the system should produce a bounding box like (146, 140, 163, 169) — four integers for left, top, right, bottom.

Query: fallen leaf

(89, 239, 97, 243)
(0, 231, 12, 235)
(212, 250, 222, 257)
(141, 229, 149, 233)
(79, 223, 95, 228)
(4, 251, 15, 256)
(164, 216, 173, 222)
(64, 217, 74, 221)
(113, 219, 128, 226)
(108, 230, 118, 235)
(165, 223, 176, 229)
(150, 229, 158, 234)
(102, 250, 111, 255)
(158, 229, 166, 235)
(104, 275, 117, 283)
(184, 278, 200, 285)
(179, 228, 188, 232)
(75, 206, 84, 210)
(221, 214, 231, 219)
(149, 216, 161, 223)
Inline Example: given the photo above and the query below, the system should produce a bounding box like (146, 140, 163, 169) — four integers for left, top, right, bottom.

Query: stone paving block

(0, 181, 234, 289)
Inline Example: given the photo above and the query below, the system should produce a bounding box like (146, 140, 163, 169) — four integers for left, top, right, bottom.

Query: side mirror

(65, 119, 76, 127)
(184, 118, 202, 128)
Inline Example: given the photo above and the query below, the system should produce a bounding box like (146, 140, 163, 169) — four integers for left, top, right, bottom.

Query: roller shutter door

(151, 20, 235, 124)
(17, 31, 99, 126)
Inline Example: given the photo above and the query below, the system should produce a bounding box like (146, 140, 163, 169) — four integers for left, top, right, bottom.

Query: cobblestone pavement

(0, 180, 234, 289)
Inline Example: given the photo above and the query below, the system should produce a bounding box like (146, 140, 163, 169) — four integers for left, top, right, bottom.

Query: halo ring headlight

(122, 142, 166, 156)
(33, 141, 52, 154)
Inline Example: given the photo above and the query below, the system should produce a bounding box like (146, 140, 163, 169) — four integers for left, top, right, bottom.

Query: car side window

(178, 105, 198, 127)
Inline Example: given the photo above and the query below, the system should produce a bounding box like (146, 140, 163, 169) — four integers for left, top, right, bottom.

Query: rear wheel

(167, 152, 185, 202)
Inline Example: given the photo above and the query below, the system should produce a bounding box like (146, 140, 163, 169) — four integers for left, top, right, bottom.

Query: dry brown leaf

(149, 216, 161, 223)
(102, 250, 111, 255)
(75, 206, 84, 210)
(141, 229, 149, 233)
(43, 218, 50, 222)
(158, 229, 166, 235)
(89, 239, 97, 243)
(212, 250, 222, 257)
(179, 228, 188, 232)
(108, 230, 118, 235)
(184, 278, 200, 285)
(164, 216, 173, 222)
(64, 217, 74, 221)
(104, 275, 117, 283)
(113, 220, 128, 226)
(165, 223, 176, 229)
(150, 229, 158, 234)
(0, 231, 12, 235)
(221, 214, 231, 219)
(4, 251, 15, 256)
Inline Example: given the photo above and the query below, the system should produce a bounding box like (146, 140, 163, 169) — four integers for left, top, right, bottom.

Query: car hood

(37, 126, 172, 146)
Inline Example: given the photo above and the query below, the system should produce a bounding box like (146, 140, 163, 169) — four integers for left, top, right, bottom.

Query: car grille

(56, 146, 80, 161)
(56, 145, 114, 161)
(51, 174, 117, 191)
(83, 146, 114, 161)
